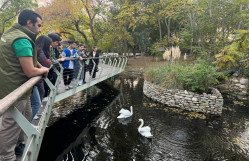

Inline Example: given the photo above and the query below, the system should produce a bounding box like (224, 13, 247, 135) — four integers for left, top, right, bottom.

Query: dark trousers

(63, 69, 74, 85)
(89, 64, 98, 78)
(44, 69, 57, 98)
(83, 66, 87, 82)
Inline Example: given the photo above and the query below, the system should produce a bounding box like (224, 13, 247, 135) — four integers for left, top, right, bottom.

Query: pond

(38, 74, 249, 161)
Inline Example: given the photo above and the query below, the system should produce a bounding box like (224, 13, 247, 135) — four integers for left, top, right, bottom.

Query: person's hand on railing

(41, 67, 49, 78)
(57, 58, 64, 62)
(79, 57, 83, 61)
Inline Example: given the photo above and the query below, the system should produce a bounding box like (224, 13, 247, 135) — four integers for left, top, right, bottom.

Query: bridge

(0, 56, 127, 161)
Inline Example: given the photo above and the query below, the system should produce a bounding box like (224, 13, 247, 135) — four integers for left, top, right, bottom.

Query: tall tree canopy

(32, 0, 249, 55)
(0, 0, 36, 38)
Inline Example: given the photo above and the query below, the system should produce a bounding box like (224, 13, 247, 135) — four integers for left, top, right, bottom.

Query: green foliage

(154, 51, 164, 60)
(31, 0, 249, 57)
(132, 28, 151, 52)
(215, 30, 249, 70)
(242, 67, 249, 79)
(0, 0, 36, 37)
(144, 64, 183, 89)
(150, 37, 169, 55)
(98, 27, 134, 53)
(179, 59, 218, 93)
(215, 71, 229, 82)
(150, 42, 162, 54)
(178, 29, 193, 50)
(144, 59, 218, 93)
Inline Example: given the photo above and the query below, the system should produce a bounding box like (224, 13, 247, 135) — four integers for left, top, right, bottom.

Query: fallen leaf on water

(233, 101, 244, 106)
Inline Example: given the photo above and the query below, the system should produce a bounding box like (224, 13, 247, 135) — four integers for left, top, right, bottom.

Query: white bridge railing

(0, 56, 127, 161)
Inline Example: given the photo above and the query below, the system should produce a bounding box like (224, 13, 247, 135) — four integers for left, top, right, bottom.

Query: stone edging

(143, 80, 223, 115)
(217, 77, 248, 100)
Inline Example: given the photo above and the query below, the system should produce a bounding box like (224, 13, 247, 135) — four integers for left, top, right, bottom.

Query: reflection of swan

(139, 135, 152, 144)
(118, 116, 132, 125)
(138, 119, 153, 138)
(117, 106, 133, 118)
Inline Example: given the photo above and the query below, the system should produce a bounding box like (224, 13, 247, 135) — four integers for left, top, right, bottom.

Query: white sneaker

(42, 97, 48, 102)
(65, 86, 69, 90)
(69, 85, 74, 89)
(78, 80, 83, 86)
(33, 115, 39, 120)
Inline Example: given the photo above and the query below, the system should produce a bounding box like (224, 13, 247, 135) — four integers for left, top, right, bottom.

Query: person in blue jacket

(61, 40, 82, 89)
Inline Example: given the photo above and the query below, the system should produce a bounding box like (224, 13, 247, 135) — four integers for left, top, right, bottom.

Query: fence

(0, 56, 127, 161)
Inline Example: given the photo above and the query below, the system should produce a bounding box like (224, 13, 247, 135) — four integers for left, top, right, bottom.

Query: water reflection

(118, 117, 132, 125)
(37, 83, 119, 161)
(38, 75, 249, 161)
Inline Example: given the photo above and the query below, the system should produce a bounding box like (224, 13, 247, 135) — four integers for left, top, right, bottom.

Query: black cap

(48, 33, 62, 42)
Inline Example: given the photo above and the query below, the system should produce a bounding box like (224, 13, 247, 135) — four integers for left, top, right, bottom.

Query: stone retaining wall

(217, 77, 248, 100)
(143, 80, 223, 115)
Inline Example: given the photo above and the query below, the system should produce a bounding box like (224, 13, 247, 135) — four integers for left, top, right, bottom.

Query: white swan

(117, 106, 133, 118)
(138, 119, 153, 138)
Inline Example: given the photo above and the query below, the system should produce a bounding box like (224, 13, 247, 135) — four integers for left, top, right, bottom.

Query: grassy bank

(144, 59, 218, 93)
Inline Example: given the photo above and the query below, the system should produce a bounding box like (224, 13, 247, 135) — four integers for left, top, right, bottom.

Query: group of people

(0, 9, 99, 161)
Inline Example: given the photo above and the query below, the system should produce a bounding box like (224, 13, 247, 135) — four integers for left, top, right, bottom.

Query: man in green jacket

(0, 9, 49, 161)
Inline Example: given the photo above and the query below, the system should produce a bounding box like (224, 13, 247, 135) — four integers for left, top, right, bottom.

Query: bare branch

(59, 31, 73, 35)
(0, 0, 10, 12)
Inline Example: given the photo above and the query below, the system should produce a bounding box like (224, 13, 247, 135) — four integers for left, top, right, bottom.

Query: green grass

(144, 59, 218, 93)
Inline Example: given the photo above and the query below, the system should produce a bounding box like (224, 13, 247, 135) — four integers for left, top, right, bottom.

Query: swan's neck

(138, 120, 144, 129)
(130, 106, 133, 115)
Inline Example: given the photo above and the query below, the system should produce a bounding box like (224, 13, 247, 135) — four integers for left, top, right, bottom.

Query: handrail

(0, 55, 127, 161)
(0, 76, 42, 117)
(63, 55, 126, 61)
(0, 56, 126, 117)
(0, 65, 54, 116)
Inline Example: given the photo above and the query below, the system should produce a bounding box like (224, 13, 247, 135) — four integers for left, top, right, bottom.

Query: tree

(159, 0, 189, 44)
(36, 0, 106, 49)
(216, 30, 249, 71)
(0, 0, 36, 38)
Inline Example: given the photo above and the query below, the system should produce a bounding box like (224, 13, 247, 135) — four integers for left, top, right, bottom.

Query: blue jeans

(30, 86, 41, 121)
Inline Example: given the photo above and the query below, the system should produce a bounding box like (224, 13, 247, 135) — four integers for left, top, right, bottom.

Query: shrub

(242, 67, 249, 79)
(179, 59, 218, 93)
(144, 59, 218, 93)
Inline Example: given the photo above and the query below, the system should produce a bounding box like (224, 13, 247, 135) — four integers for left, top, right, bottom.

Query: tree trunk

(82, 0, 97, 46)
(188, 12, 194, 55)
(157, 16, 162, 42)
(74, 21, 91, 50)
(237, 4, 243, 30)
(89, 18, 97, 46)
(165, 18, 171, 44)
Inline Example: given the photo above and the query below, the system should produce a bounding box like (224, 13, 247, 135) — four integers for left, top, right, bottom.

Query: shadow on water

(38, 75, 249, 161)
(37, 82, 120, 161)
